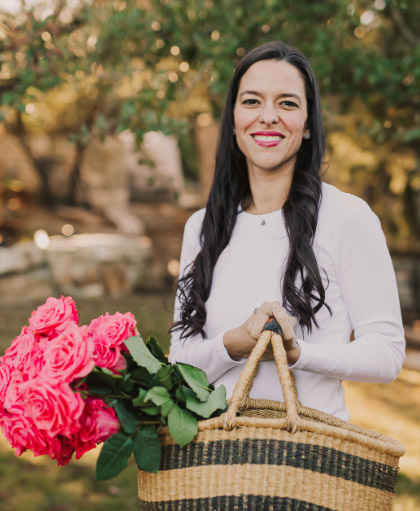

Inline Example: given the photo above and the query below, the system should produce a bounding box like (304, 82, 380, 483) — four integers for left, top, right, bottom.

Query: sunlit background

(0, 0, 419, 509)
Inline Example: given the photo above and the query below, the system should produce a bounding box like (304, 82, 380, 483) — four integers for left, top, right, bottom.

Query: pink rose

(71, 397, 119, 459)
(111, 352, 127, 373)
(20, 379, 85, 437)
(29, 296, 78, 338)
(94, 401, 120, 442)
(3, 371, 24, 410)
(88, 312, 136, 370)
(91, 341, 119, 370)
(41, 324, 94, 383)
(0, 404, 58, 457)
(49, 436, 76, 466)
(2, 326, 38, 371)
(0, 362, 12, 408)
(23, 337, 49, 380)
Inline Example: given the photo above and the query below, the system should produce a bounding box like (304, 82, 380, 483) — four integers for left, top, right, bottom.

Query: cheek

(286, 112, 307, 137)
(234, 107, 255, 132)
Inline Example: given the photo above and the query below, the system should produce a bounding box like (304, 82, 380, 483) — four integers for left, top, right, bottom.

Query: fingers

(248, 302, 272, 339)
(272, 303, 296, 342)
(247, 301, 297, 345)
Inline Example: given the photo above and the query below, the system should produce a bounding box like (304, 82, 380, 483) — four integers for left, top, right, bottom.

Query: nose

(258, 103, 279, 125)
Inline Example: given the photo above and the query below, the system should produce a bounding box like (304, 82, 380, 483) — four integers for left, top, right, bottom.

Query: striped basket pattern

(138, 324, 405, 511)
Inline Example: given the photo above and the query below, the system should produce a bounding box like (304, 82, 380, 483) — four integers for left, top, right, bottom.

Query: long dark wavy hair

(171, 41, 330, 340)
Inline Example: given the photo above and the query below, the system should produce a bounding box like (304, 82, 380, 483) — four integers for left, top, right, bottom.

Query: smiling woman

(169, 41, 405, 422)
(234, 60, 308, 190)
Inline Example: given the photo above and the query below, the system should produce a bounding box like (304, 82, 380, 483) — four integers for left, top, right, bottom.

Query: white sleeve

(168, 211, 242, 382)
(292, 199, 406, 383)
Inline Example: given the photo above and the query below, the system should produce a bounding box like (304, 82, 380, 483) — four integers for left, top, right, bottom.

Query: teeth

(253, 135, 282, 142)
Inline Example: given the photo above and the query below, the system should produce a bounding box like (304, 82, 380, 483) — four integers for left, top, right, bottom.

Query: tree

(0, 0, 419, 242)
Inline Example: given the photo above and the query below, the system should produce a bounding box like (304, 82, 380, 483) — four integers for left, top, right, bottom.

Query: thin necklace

(247, 208, 267, 226)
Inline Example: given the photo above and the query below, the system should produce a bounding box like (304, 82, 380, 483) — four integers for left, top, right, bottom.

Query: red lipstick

(251, 131, 284, 147)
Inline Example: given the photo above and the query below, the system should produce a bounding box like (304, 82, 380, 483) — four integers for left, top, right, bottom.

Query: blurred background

(0, 0, 419, 509)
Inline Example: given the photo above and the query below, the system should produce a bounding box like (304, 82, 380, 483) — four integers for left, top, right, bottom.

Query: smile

(251, 132, 284, 147)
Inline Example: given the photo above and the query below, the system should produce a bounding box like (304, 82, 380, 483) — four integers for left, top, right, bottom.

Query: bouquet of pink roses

(0, 296, 227, 480)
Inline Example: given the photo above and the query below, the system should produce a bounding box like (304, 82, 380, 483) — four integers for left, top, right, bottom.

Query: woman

(169, 41, 405, 421)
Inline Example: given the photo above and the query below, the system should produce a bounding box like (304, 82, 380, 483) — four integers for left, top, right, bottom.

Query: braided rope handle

(222, 318, 299, 432)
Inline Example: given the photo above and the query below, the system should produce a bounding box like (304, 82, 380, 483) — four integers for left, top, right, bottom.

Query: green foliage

(167, 404, 198, 447)
(124, 336, 163, 374)
(96, 432, 134, 480)
(2, 0, 418, 145)
(133, 427, 162, 473)
(84, 369, 117, 395)
(184, 385, 227, 418)
(0, 0, 419, 238)
(90, 334, 228, 479)
(175, 363, 212, 401)
(146, 335, 168, 363)
(113, 400, 139, 435)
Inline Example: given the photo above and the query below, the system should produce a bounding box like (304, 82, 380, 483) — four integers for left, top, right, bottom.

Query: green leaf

(175, 386, 186, 403)
(132, 387, 149, 407)
(121, 377, 134, 393)
(145, 386, 174, 417)
(113, 400, 138, 434)
(167, 404, 198, 447)
(161, 400, 174, 417)
(142, 405, 160, 416)
(133, 426, 162, 473)
(145, 386, 171, 405)
(185, 385, 227, 419)
(85, 371, 116, 395)
(146, 335, 168, 363)
(125, 336, 163, 374)
(130, 366, 156, 386)
(101, 367, 115, 376)
(175, 363, 211, 402)
(157, 365, 173, 390)
(96, 432, 134, 480)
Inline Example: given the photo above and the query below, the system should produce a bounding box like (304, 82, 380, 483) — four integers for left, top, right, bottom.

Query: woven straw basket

(138, 321, 405, 511)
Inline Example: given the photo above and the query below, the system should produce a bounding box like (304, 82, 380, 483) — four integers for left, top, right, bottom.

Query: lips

(251, 131, 284, 147)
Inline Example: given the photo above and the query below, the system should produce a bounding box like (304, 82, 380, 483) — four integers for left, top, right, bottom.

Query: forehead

(237, 59, 306, 97)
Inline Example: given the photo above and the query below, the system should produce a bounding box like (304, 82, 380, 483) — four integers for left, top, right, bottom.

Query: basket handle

(222, 317, 299, 432)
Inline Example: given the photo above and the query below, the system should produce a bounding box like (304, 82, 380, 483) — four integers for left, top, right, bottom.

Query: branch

(389, 2, 420, 46)
(0, 78, 20, 93)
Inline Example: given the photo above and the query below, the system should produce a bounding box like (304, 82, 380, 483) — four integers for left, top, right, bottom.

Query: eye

(280, 100, 299, 108)
(242, 98, 260, 105)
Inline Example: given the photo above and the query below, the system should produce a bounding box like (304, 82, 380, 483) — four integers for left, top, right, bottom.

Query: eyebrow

(239, 90, 302, 103)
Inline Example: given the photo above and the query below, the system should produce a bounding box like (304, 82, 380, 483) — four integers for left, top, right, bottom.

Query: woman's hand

(223, 301, 300, 364)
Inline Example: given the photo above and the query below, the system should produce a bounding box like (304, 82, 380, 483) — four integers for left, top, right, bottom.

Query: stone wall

(1, 235, 418, 319)
(0, 234, 166, 307)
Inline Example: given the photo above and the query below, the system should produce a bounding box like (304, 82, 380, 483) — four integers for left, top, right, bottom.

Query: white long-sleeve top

(169, 182, 406, 420)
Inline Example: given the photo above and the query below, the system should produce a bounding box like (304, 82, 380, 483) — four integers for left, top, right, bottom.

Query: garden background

(0, 0, 419, 509)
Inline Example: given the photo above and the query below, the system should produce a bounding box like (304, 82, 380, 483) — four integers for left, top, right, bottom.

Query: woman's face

(233, 59, 308, 178)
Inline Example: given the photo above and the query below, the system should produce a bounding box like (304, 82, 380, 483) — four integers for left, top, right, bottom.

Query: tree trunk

(66, 140, 85, 205)
(15, 113, 55, 207)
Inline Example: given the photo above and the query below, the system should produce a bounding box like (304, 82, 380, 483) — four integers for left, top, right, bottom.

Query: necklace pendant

(261, 219, 266, 226)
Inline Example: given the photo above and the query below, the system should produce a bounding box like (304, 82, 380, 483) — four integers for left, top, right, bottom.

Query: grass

(1, 294, 419, 510)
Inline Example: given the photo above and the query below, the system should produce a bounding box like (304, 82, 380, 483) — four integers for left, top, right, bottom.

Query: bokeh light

(61, 224, 75, 236)
(179, 61, 189, 72)
(34, 230, 50, 249)
(167, 259, 180, 277)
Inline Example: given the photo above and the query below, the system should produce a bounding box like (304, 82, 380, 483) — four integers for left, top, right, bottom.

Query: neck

(246, 163, 294, 215)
